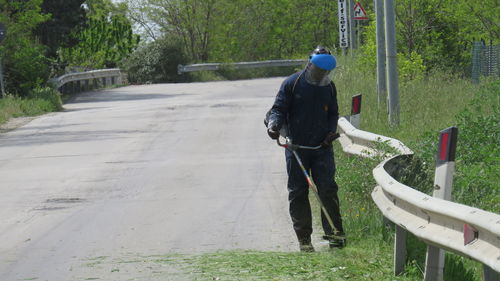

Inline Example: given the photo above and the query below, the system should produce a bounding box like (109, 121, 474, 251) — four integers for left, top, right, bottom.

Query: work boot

(298, 238, 315, 252)
(323, 232, 346, 249)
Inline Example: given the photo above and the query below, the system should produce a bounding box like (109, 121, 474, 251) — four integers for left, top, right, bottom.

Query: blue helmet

(310, 54, 337, 71)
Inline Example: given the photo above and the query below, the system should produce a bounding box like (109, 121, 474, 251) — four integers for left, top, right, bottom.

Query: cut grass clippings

(189, 239, 419, 281)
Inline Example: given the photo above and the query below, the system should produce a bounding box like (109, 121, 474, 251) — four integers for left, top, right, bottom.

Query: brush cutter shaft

(276, 138, 321, 150)
(291, 150, 338, 236)
(277, 137, 341, 238)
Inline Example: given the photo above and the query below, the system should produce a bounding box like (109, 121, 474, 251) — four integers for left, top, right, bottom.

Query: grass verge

(0, 87, 62, 126)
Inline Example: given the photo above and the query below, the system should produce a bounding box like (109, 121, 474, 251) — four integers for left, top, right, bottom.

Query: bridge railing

(49, 69, 124, 94)
(177, 59, 307, 74)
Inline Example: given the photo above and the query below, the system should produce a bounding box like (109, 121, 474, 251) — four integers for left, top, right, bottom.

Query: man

(266, 46, 345, 252)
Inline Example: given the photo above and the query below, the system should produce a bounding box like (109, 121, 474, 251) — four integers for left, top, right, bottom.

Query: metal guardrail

(50, 69, 124, 94)
(177, 59, 307, 74)
(371, 157, 500, 272)
(336, 114, 500, 279)
(337, 117, 412, 157)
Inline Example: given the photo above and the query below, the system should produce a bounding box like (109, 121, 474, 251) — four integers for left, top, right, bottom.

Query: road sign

(338, 0, 349, 48)
(0, 23, 6, 43)
(353, 2, 369, 20)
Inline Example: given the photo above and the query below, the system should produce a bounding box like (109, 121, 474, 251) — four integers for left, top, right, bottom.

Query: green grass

(333, 56, 482, 144)
(94, 240, 417, 281)
(188, 239, 420, 281)
(0, 87, 63, 125)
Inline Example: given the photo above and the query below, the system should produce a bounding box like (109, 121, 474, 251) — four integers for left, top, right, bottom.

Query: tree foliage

(121, 34, 188, 83)
(60, 0, 140, 69)
(35, 0, 87, 58)
(126, 0, 498, 77)
(394, 0, 499, 72)
(0, 0, 51, 96)
(132, 0, 339, 63)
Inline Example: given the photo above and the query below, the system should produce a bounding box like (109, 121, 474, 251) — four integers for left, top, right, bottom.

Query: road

(0, 78, 297, 280)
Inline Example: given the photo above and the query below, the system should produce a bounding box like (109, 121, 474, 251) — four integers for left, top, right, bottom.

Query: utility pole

(375, 0, 386, 106)
(0, 57, 5, 98)
(384, 0, 400, 126)
(0, 22, 6, 98)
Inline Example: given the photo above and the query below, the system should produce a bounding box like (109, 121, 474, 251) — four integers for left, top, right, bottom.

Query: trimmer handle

(277, 136, 339, 151)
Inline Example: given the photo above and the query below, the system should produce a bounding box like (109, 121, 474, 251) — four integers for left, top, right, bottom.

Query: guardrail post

(350, 94, 362, 129)
(116, 73, 122, 85)
(483, 265, 500, 281)
(394, 224, 407, 275)
(424, 127, 458, 281)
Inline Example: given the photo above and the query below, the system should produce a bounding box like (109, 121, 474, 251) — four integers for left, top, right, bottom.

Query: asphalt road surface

(0, 78, 300, 280)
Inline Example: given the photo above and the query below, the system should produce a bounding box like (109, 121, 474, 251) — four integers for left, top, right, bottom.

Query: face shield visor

(305, 54, 336, 86)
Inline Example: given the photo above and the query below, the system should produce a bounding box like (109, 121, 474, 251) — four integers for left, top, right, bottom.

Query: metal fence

(472, 41, 500, 83)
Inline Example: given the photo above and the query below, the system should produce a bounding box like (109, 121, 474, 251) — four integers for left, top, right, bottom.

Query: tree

(147, 0, 219, 62)
(60, 0, 140, 69)
(135, 0, 339, 63)
(121, 34, 188, 83)
(0, 0, 51, 96)
(124, 0, 160, 41)
(394, 0, 499, 73)
(35, 0, 87, 58)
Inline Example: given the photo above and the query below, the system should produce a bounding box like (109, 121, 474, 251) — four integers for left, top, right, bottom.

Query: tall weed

(0, 87, 62, 125)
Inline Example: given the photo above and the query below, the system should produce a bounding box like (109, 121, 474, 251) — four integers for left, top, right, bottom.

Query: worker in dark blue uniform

(266, 46, 345, 252)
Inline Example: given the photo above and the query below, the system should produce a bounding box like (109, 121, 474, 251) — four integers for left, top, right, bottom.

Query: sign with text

(338, 0, 348, 48)
(353, 2, 369, 20)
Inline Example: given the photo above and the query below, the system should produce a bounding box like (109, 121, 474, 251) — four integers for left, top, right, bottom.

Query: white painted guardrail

(337, 95, 499, 281)
(50, 69, 124, 94)
(177, 59, 307, 74)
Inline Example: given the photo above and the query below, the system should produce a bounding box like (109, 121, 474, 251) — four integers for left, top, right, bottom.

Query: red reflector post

(439, 132, 449, 161)
(436, 127, 458, 165)
(463, 224, 478, 245)
(351, 94, 362, 115)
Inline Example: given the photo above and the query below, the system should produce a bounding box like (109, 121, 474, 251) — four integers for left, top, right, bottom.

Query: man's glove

(267, 127, 280, 140)
(321, 132, 340, 147)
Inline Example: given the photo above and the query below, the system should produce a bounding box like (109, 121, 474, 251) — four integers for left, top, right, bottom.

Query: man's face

(309, 63, 330, 82)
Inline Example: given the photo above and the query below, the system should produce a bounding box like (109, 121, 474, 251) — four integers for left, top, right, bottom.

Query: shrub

(121, 35, 189, 84)
(407, 79, 499, 212)
(27, 87, 63, 111)
(357, 17, 426, 83)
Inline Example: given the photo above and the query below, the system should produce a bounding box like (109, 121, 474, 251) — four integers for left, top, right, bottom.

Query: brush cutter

(277, 135, 346, 245)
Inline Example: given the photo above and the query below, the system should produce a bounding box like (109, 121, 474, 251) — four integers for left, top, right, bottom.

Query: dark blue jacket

(268, 71, 339, 146)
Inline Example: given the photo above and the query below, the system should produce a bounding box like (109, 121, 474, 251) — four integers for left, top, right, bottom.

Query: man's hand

(267, 128, 280, 140)
(321, 132, 340, 147)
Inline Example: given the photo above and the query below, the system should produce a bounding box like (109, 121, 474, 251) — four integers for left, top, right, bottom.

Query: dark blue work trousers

(285, 146, 343, 241)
